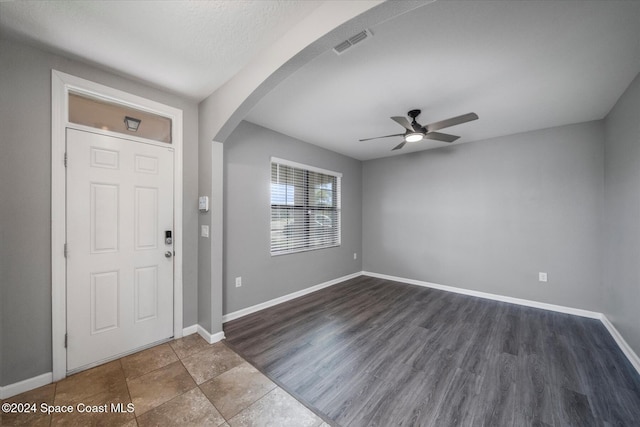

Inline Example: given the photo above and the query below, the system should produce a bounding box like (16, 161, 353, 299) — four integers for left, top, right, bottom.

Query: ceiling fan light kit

(405, 132, 424, 142)
(360, 109, 479, 151)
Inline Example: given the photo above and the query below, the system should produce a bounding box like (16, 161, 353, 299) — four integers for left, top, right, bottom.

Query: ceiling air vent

(333, 29, 373, 55)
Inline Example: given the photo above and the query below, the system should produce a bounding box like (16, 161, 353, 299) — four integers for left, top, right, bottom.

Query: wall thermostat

(198, 196, 209, 213)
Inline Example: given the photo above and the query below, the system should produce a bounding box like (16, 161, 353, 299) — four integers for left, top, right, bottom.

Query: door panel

(91, 183, 119, 253)
(135, 266, 158, 322)
(91, 271, 119, 333)
(134, 187, 158, 250)
(66, 128, 174, 371)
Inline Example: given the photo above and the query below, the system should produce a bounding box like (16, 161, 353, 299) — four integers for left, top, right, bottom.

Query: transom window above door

(68, 92, 172, 143)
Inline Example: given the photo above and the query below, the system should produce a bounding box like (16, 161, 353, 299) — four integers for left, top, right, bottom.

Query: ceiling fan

(360, 109, 479, 151)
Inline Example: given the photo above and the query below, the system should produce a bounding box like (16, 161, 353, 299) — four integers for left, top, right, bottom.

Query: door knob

(165, 251, 173, 258)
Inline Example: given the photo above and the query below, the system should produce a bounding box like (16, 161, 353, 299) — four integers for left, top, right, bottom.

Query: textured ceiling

(0, 0, 323, 100)
(247, 0, 640, 160)
(2, 1, 639, 161)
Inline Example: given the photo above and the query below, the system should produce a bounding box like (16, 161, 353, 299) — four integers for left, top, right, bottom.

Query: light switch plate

(201, 225, 209, 238)
(198, 196, 209, 212)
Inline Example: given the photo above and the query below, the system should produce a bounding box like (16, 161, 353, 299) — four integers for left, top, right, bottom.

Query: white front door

(66, 128, 174, 371)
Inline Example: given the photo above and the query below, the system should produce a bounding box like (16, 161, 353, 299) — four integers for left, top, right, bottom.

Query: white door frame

(51, 70, 183, 381)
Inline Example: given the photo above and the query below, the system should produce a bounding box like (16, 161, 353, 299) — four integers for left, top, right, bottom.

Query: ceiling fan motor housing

(408, 109, 421, 120)
(408, 109, 423, 131)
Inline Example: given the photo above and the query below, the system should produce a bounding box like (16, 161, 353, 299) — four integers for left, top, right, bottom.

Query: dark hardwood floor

(224, 276, 640, 426)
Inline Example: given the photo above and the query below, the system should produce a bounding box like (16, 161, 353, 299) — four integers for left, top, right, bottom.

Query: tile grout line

(223, 338, 334, 426)
(125, 338, 216, 423)
(200, 358, 279, 425)
(173, 338, 234, 426)
(120, 357, 139, 426)
(49, 381, 57, 427)
(174, 346, 223, 423)
(6, 335, 321, 427)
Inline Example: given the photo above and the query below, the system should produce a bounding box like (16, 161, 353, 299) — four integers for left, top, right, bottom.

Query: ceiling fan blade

(359, 133, 405, 142)
(391, 116, 413, 131)
(424, 132, 460, 143)
(425, 112, 478, 132)
(392, 141, 406, 151)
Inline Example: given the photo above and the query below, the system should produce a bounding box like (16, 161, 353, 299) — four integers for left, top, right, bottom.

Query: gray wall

(196, 137, 212, 333)
(363, 121, 605, 312)
(2, 32, 639, 389)
(223, 121, 362, 314)
(604, 72, 640, 355)
(196, 97, 225, 336)
(0, 37, 199, 386)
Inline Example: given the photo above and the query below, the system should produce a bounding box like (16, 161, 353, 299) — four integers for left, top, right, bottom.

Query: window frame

(270, 157, 342, 256)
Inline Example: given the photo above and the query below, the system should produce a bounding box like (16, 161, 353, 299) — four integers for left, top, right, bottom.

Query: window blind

(270, 158, 341, 255)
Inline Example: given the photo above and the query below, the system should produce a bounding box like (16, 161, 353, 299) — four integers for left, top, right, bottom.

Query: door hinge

(64, 333, 68, 348)
(64, 243, 68, 258)
(64, 152, 68, 167)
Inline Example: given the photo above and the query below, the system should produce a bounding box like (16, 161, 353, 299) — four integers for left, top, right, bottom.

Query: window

(270, 158, 341, 255)
(69, 92, 172, 143)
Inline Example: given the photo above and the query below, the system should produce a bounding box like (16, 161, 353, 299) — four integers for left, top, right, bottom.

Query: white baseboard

(0, 372, 52, 400)
(197, 326, 225, 344)
(184, 324, 224, 344)
(222, 271, 363, 323)
(5, 271, 639, 399)
(600, 315, 640, 374)
(363, 271, 602, 319)
(182, 324, 198, 336)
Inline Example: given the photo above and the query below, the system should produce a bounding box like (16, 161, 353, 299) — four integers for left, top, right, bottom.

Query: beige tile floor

(1, 335, 329, 427)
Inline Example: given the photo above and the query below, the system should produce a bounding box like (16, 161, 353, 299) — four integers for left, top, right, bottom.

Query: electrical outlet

(235, 277, 242, 288)
(538, 272, 548, 282)
(354, 252, 358, 260)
